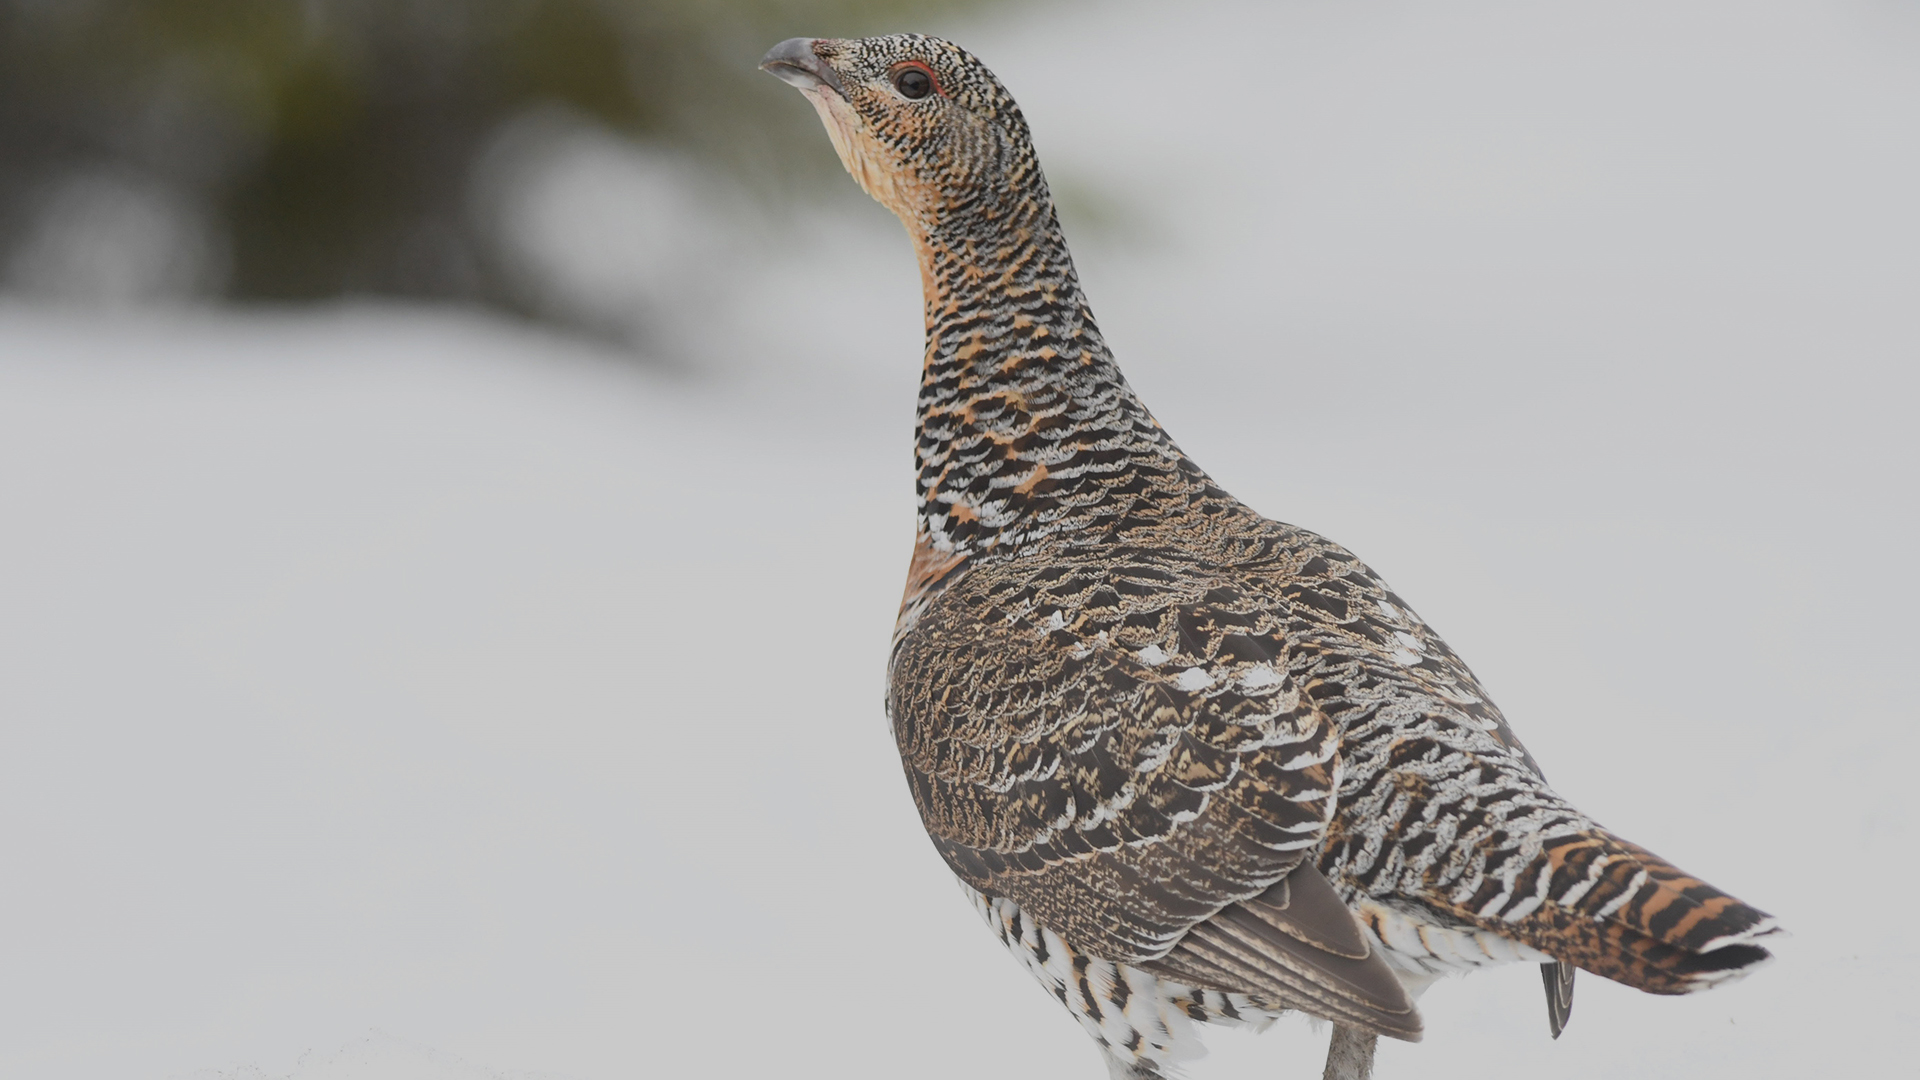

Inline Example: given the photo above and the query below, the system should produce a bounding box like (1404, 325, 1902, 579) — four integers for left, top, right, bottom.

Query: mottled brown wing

(886, 547, 1344, 963)
(1143, 859, 1422, 1040)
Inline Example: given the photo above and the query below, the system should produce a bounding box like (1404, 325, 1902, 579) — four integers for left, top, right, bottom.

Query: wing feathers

(1240, 862, 1370, 960)
(1142, 861, 1422, 1042)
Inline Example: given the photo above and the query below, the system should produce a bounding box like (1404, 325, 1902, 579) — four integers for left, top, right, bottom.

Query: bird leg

(1322, 1025, 1377, 1080)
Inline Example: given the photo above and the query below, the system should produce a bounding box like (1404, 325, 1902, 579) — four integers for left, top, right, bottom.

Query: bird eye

(892, 65, 934, 100)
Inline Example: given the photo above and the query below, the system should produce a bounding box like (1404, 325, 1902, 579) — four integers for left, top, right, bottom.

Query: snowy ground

(2, 1, 1916, 1078)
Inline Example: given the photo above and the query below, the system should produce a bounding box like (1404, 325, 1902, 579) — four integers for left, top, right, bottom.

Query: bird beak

(760, 38, 848, 99)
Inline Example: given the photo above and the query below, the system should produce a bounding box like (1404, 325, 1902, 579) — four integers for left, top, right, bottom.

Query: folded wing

(1143, 859, 1422, 1040)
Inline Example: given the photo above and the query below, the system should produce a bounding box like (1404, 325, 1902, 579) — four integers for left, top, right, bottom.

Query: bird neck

(903, 196, 1201, 564)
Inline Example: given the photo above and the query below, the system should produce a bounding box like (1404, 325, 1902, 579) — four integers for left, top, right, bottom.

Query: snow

(1, 1, 1916, 1078)
(183, 1033, 537, 1080)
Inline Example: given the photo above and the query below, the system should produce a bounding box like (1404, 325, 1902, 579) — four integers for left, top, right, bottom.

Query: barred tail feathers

(1462, 829, 1781, 995)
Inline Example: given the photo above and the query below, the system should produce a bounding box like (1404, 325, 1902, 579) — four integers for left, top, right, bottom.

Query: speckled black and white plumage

(764, 34, 1782, 1078)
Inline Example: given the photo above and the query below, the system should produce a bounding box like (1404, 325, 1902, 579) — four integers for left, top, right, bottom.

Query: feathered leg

(1322, 1025, 1377, 1080)
(1100, 1048, 1162, 1080)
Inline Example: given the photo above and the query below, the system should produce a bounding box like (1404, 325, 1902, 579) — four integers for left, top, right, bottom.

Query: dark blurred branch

(0, 0, 1009, 312)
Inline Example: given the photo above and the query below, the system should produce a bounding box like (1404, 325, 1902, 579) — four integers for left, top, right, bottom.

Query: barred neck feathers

(912, 169, 1195, 560)
(761, 34, 1213, 565)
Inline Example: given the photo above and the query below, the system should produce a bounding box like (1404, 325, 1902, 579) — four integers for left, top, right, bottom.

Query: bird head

(760, 35, 1039, 234)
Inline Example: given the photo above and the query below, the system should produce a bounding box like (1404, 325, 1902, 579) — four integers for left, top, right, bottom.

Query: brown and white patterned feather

(764, 33, 1782, 1077)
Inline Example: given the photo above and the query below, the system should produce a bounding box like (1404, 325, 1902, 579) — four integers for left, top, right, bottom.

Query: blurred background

(0, 0, 1005, 341)
(1, 1, 1916, 1079)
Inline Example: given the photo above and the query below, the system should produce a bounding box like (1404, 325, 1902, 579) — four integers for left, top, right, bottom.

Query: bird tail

(1466, 828, 1782, 995)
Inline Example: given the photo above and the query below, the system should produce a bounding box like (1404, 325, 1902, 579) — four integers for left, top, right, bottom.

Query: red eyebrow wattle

(891, 61, 943, 96)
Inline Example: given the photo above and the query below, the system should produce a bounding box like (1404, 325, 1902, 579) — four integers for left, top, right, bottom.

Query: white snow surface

(2, 2, 1916, 1078)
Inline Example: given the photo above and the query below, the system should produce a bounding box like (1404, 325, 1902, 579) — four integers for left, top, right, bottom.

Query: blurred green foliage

(0, 0, 1001, 306)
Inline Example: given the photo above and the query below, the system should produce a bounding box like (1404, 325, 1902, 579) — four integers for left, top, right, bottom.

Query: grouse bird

(762, 34, 1781, 1080)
